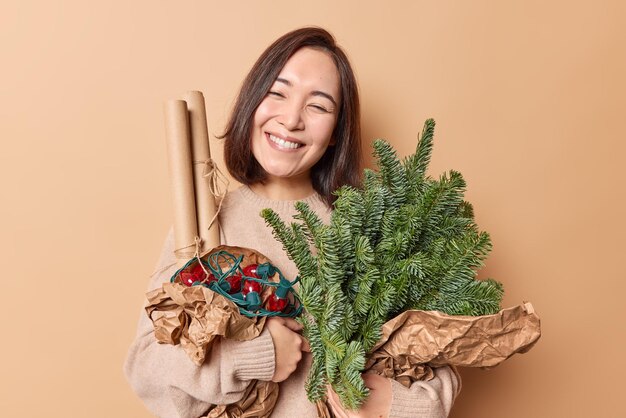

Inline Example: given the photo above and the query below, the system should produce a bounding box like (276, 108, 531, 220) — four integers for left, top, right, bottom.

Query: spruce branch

(261, 119, 504, 410)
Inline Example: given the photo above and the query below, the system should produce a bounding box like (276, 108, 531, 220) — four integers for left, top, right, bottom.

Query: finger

(281, 317, 304, 332)
(294, 348, 303, 363)
(300, 337, 311, 352)
(267, 316, 285, 325)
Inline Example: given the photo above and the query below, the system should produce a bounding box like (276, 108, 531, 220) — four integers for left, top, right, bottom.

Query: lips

(267, 132, 303, 150)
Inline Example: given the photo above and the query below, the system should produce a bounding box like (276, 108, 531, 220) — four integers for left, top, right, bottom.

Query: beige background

(1, 1, 624, 417)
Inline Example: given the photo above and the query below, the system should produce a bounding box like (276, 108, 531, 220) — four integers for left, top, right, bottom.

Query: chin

(263, 165, 309, 182)
(265, 170, 297, 179)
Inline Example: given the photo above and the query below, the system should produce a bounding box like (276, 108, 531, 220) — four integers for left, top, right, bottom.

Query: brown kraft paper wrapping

(146, 245, 281, 416)
(182, 90, 220, 254)
(146, 245, 275, 365)
(164, 99, 199, 267)
(203, 380, 279, 418)
(365, 302, 541, 388)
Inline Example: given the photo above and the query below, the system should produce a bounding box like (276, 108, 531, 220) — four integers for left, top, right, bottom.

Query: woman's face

(250, 47, 341, 183)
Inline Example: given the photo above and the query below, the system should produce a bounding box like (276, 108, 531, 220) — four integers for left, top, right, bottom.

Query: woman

(124, 27, 460, 418)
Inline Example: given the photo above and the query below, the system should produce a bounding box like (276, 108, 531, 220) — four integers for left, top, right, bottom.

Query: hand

(326, 373, 392, 418)
(266, 317, 310, 382)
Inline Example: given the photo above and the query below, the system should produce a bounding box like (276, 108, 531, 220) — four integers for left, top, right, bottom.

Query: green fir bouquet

(261, 119, 504, 409)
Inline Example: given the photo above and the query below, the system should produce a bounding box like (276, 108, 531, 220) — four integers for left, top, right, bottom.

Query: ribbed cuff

(223, 327, 275, 381)
(389, 379, 445, 418)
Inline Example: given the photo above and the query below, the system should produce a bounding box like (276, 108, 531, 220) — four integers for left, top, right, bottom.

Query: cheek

(312, 117, 338, 145)
(253, 99, 277, 126)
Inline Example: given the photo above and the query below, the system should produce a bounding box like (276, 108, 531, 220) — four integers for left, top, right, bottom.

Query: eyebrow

(275, 77, 338, 106)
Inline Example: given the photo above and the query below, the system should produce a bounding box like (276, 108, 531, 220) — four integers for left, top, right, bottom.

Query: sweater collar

(238, 185, 326, 211)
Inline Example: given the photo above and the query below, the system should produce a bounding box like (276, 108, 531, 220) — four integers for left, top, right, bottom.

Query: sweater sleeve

(123, 229, 276, 418)
(388, 366, 462, 418)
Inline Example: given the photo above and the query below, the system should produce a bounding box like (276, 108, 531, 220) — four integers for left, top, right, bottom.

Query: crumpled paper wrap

(146, 245, 276, 365)
(146, 245, 285, 416)
(202, 380, 278, 418)
(365, 302, 540, 388)
(146, 282, 268, 365)
(203, 380, 279, 418)
(370, 302, 539, 364)
(147, 246, 541, 417)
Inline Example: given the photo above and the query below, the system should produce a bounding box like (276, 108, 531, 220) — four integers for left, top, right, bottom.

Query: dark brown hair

(221, 27, 361, 206)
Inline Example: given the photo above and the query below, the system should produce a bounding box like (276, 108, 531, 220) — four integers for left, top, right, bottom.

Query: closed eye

(268, 91, 285, 98)
(309, 104, 330, 113)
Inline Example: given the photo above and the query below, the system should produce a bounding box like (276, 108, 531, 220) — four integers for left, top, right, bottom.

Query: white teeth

(269, 134, 301, 149)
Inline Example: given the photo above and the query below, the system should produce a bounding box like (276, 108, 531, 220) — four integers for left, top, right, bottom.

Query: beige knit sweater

(124, 186, 461, 418)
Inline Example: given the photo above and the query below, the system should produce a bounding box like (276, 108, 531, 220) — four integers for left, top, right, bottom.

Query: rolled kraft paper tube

(164, 99, 199, 267)
(182, 91, 220, 254)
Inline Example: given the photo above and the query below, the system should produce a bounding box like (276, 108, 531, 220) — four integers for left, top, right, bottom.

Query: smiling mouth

(267, 133, 303, 150)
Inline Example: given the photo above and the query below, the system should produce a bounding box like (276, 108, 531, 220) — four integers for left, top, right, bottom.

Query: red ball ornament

(243, 264, 260, 279)
(242, 279, 262, 296)
(180, 263, 211, 286)
(180, 271, 195, 286)
(225, 273, 242, 293)
(266, 293, 288, 312)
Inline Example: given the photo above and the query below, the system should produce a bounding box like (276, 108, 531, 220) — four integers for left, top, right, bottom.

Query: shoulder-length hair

(221, 27, 361, 207)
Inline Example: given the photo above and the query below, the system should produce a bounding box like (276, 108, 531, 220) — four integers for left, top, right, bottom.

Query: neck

(249, 174, 315, 201)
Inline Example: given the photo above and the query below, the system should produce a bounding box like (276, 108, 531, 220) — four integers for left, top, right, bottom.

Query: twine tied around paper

(174, 158, 229, 262)
(151, 158, 229, 279)
(190, 235, 210, 278)
(198, 158, 229, 235)
(166, 236, 207, 275)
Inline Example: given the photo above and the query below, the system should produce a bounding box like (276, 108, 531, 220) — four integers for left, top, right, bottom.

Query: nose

(277, 100, 305, 131)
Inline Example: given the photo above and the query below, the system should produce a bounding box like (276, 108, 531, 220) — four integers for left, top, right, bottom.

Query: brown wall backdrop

(2, 1, 624, 417)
